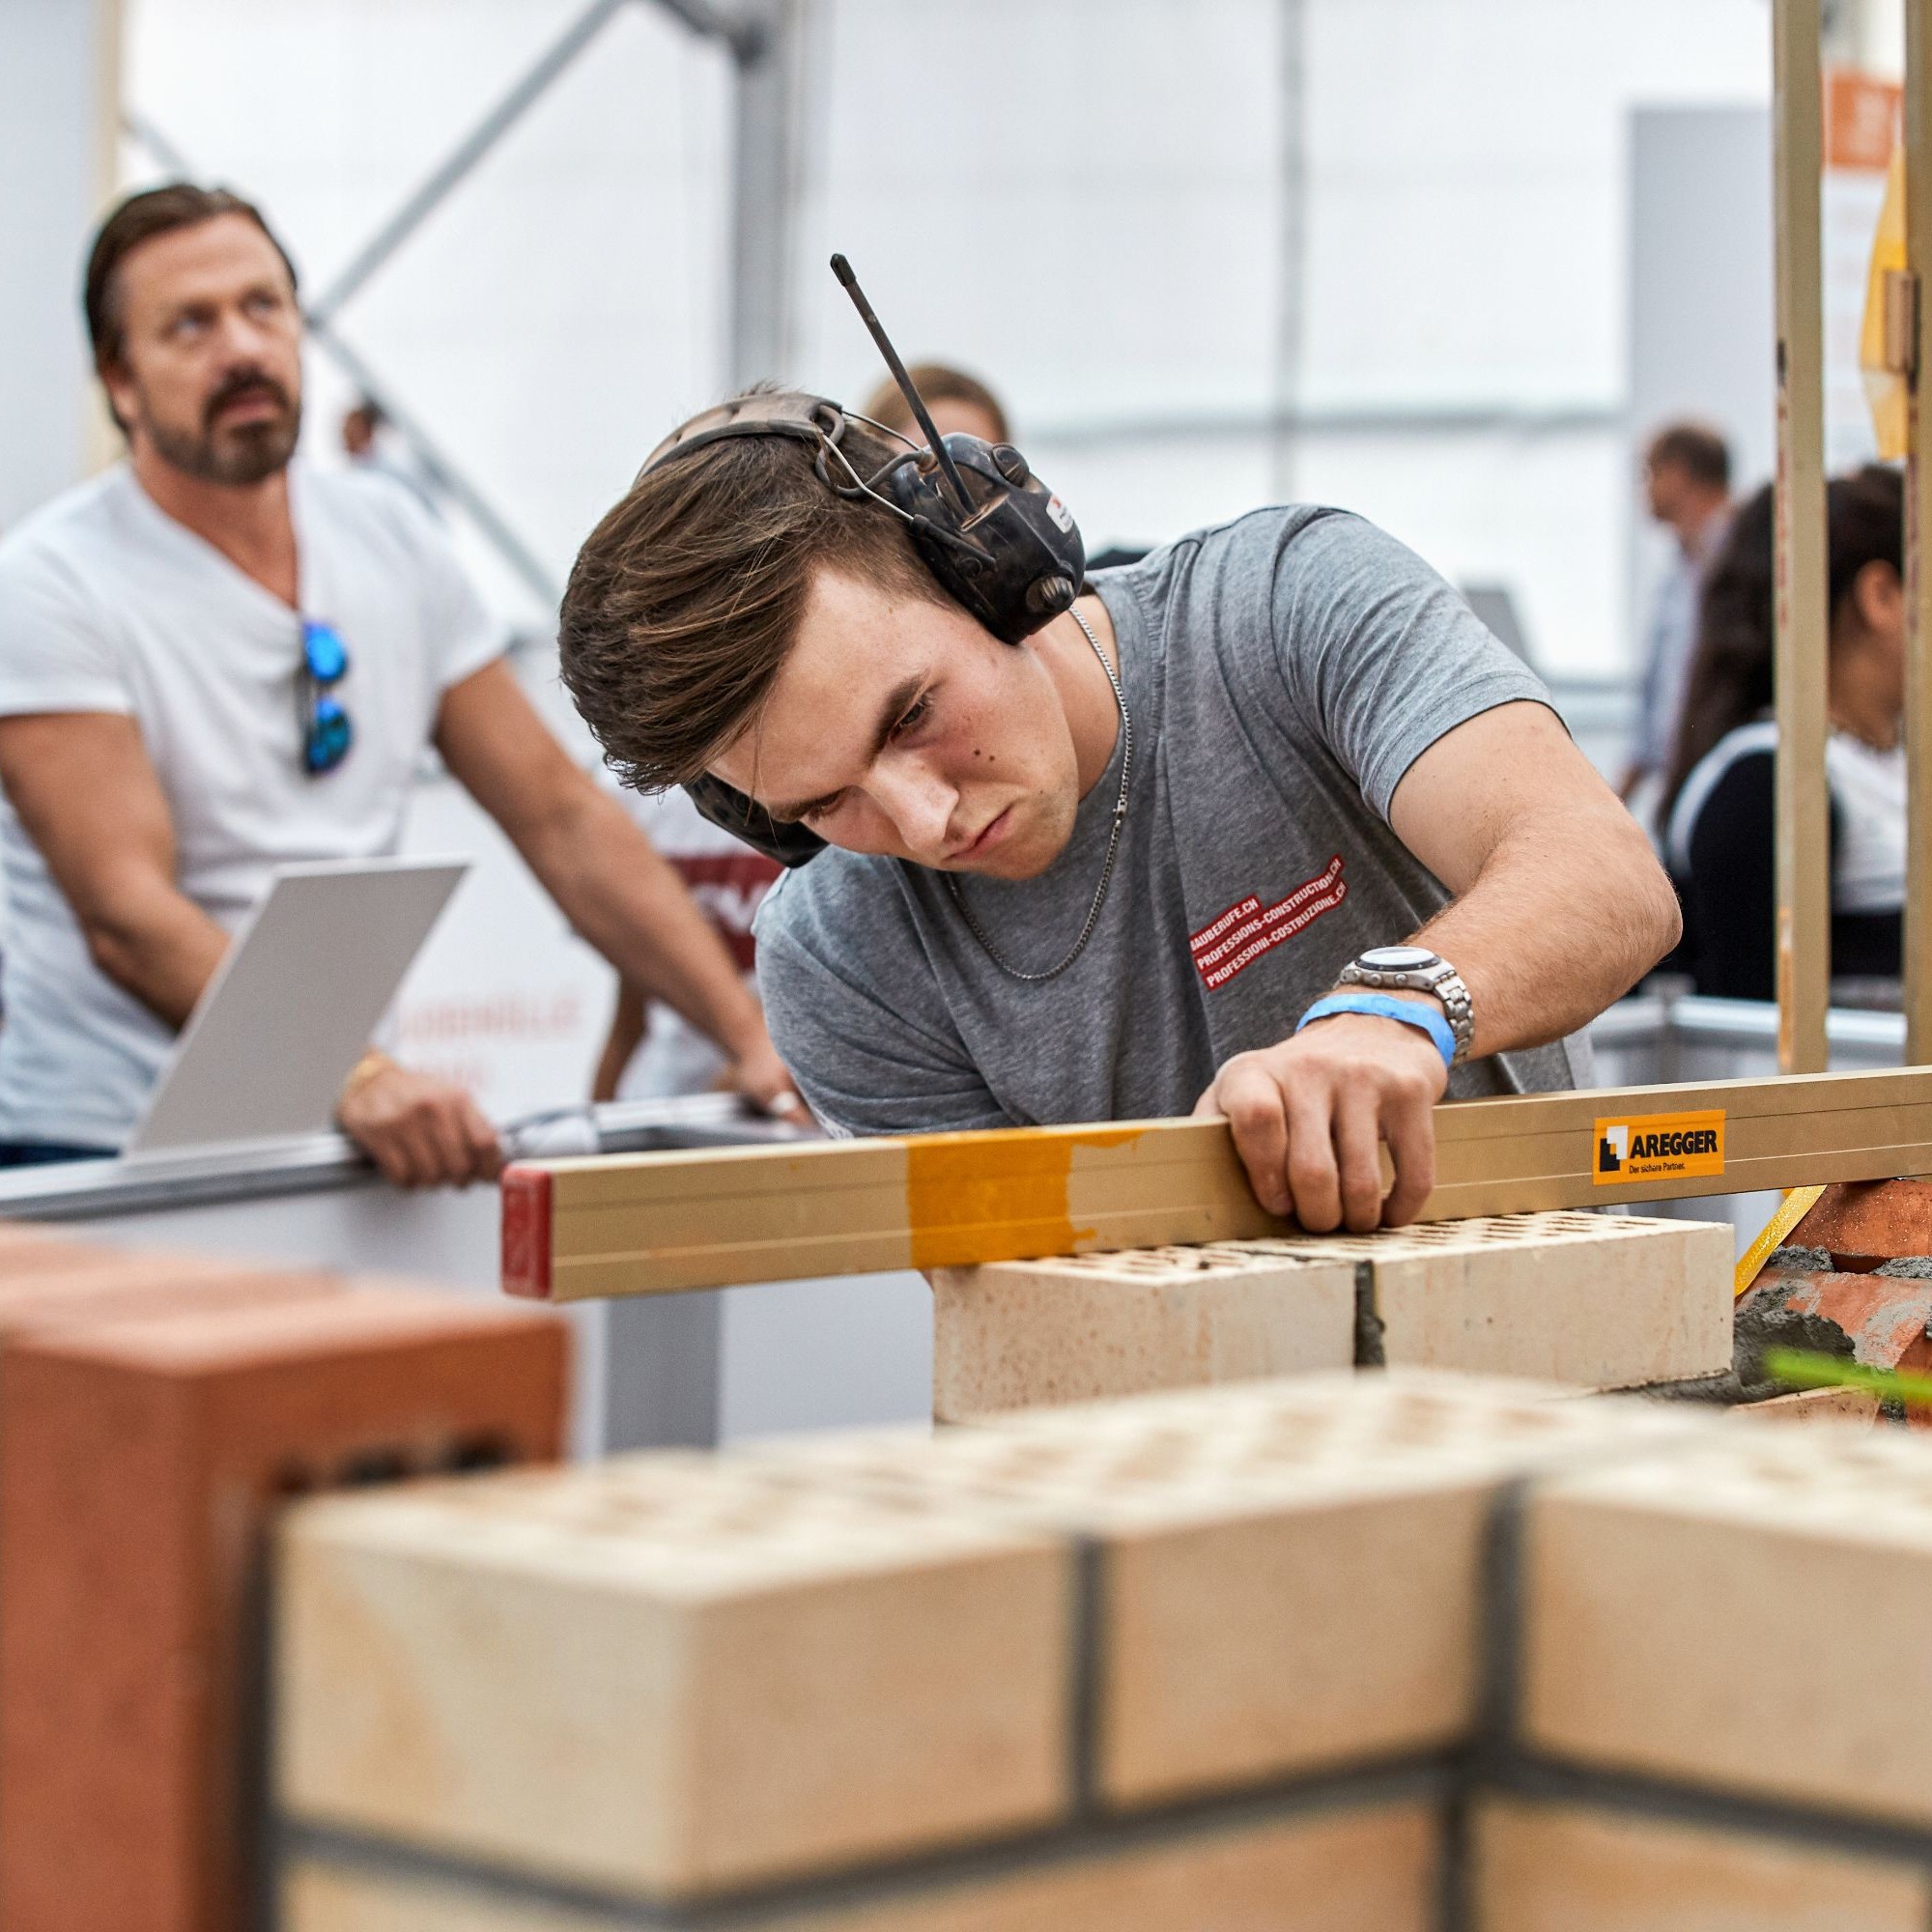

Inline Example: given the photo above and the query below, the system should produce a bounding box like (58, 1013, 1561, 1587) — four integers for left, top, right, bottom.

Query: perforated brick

(928, 1242, 1354, 1420)
(280, 1801, 1440, 1931)
(1472, 1798, 1930, 1930)
(275, 1450, 1073, 1902)
(1247, 1212, 1733, 1388)
(0, 1289, 568, 1932)
(1521, 1422, 1932, 1823)
(734, 1370, 1699, 1808)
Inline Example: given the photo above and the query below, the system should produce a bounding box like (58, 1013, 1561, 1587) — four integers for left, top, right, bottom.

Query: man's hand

(336, 1052, 504, 1189)
(1193, 1010, 1448, 1232)
(722, 1028, 810, 1122)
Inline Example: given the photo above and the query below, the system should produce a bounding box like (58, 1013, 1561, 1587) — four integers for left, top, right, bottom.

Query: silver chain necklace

(946, 607, 1131, 982)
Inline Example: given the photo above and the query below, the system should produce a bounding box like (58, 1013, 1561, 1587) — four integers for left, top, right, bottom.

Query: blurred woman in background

(1660, 466, 1905, 1001)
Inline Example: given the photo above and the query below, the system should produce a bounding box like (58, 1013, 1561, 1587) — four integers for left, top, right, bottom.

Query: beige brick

(735, 1371, 1699, 1809)
(1472, 1798, 1931, 1930)
(928, 1243, 1355, 1421)
(1521, 1423, 1932, 1823)
(282, 1801, 1441, 1932)
(275, 1453, 1073, 1901)
(1256, 1213, 1734, 1389)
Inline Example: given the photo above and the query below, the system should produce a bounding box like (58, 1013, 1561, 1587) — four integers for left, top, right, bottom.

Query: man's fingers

(465, 1104, 507, 1180)
(1283, 1076, 1343, 1233)
(1216, 1059, 1292, 1217)
(1331, 1090, 1387, 1233)
(361, 1122, 422, 1190)
(1379, 1074, 1438, 1225)
(1191, 1084, 1222, 1119)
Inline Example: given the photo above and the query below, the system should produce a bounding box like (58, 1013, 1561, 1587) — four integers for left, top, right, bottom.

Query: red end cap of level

(500, 1165, 554, 1299)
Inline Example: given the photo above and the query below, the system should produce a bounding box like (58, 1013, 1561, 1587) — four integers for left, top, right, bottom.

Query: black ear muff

(881, 435, 1086, 647)
(682, 774, 826, 867)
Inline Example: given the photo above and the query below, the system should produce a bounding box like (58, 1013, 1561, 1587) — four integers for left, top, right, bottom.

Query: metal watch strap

(1337, 953, 1475, 1065)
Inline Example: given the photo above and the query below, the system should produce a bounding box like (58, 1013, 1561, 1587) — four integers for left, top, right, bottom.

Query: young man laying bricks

(558, 390, 1678, 1233)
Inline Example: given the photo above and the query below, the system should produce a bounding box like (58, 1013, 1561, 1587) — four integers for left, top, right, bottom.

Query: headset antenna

(830, 253, 975, 517)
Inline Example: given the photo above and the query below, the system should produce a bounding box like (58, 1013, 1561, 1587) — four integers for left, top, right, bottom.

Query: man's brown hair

(84, 182, 298, 376)
(862, 363, 1010, 443)
(1646, 421, 1730, 492)
(558, 399, 943, 792)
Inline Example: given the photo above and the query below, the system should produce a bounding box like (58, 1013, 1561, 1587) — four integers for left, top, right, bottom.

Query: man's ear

(1855, 558, 1904, 636)
(97, 359, 135, 440)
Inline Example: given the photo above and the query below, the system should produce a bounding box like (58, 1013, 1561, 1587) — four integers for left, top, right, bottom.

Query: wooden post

(1906, 0, 1932, 1063)
(1772, 0, 1832, 1074)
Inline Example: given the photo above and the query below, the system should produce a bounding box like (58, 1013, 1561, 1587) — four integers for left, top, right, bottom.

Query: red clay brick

(0, 1253, 341, 1343)
(1745, 1269, 1932, 1377)
(0, 1289, 569, 1932)
(1790, 1179, 1932, 1270)
(0, 1220, 134, 1277)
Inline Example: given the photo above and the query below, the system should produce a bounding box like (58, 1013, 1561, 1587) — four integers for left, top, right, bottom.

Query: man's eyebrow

(769, 673, 925, 822)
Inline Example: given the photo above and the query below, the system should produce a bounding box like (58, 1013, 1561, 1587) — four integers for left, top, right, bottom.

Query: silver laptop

(126, 856, 468, 1156)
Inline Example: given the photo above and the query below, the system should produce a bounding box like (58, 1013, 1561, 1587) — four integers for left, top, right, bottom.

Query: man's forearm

(525, 790, 765, 1058)
(82, 884, 230, 1030)
(1406, 809, 1679, 1058)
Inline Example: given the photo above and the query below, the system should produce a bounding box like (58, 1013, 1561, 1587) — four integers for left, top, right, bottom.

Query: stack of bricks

(929, 1210, 1736, 1420)
(0, 1217, 572, 1932)
(275, 1365, 1932, 1931)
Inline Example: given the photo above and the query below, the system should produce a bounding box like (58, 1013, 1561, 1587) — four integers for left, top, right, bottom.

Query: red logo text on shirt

(1188, 857, 1348, 990)
(669, 852, 781, 973)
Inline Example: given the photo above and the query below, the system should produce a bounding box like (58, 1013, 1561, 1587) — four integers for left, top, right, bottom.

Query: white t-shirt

(0, 462, 504, 1147)
(614, 786, 780, 1099)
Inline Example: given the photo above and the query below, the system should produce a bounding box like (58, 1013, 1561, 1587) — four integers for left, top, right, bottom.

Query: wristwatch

(1336, 947, 1475, 1065)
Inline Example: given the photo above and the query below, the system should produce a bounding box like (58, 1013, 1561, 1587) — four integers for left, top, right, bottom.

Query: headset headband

(642, 392, 847, 475)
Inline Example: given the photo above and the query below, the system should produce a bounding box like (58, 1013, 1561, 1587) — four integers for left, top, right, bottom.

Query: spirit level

(501, 1065, 1932, 1302)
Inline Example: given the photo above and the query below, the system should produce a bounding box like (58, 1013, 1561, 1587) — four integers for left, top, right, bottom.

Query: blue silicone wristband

(1295, 992, 1456, 1071)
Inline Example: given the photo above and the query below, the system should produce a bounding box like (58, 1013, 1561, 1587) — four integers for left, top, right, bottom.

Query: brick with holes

(1261, 1213, 1732, 1388)
(279, 1799, 1441, 1931)
(931, 1214, 1731, 1418)
(733, 1370, 1700, 1808)
(928, 1243, 1355, 1421)
(0, 1287, 568, 1932)
(274, 1448, 1073, 1902)
(1471, 1798, 1931, 1930)
(1520, 1420, 1932, 1823)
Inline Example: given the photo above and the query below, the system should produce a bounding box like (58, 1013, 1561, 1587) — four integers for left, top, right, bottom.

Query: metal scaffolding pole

(725, 0, 801, 388)
(1772, 0, 1833, 1075)
(1905, 0, 1932, 1063)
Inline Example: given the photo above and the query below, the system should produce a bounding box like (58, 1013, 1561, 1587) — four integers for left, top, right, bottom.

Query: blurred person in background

(340, 393, 438, 514)
(862, 362, 1009, 445)
(0, 183, 797, 1178)
(1622, 421, 1733, 803)
(594, 363, 1020, 1102)
(1661, 468, 1904, 1001)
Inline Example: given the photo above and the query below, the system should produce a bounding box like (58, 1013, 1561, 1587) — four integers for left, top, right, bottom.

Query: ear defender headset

(646, 254, 1087, 867)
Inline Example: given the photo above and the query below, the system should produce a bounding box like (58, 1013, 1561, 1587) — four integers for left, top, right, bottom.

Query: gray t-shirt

(753, 505, 1583, 1135)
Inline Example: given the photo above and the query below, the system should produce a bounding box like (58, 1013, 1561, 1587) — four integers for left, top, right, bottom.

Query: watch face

(1360, 946, 1437, 971)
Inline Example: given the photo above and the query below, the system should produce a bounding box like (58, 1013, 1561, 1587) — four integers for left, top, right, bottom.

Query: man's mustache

(203, 369, 294, 432)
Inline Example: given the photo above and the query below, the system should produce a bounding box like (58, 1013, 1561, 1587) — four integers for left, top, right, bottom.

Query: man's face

(924, 398, 1006, 445)
(103, 213, 303, 486)
(707, 569, 1083, 879)
(1645, 457, 1691, 525)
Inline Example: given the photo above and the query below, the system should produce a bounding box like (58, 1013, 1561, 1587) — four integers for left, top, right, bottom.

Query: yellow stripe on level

(1734, 1184, 1827, 1299)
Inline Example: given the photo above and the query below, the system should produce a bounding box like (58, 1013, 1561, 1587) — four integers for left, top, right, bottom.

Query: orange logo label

(1592, 1110, 1725, 1185)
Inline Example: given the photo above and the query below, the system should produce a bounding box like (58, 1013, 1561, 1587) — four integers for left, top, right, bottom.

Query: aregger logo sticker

(1592, 1109, 1726, 1185)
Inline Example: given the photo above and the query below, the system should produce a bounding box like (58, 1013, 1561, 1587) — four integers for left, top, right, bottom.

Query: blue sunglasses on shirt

(299, 619, 354, 776)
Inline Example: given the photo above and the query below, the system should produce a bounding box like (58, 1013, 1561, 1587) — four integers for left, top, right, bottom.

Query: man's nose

(872, 762, 958, 858)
